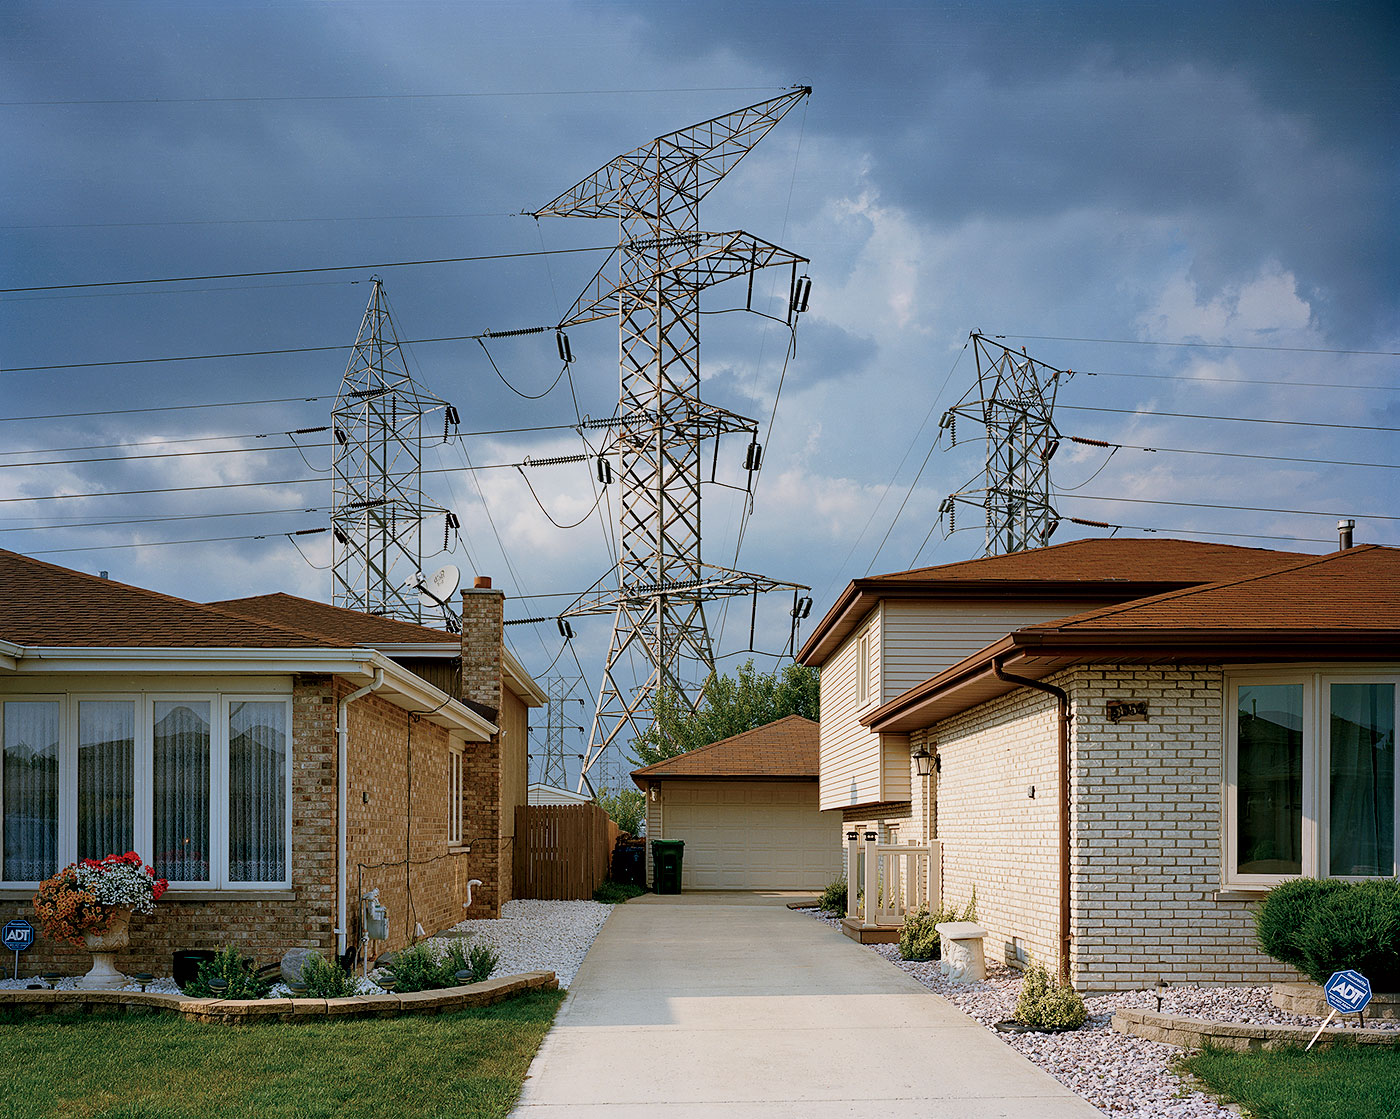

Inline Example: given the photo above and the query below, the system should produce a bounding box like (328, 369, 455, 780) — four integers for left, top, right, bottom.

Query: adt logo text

(1324, 969, 1372, 1015)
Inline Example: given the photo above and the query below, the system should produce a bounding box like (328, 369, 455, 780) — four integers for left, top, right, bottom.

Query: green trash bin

(651, 839, 685, 894)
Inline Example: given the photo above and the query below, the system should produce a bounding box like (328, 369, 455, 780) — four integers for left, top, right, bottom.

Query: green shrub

(1256, 877, 1400, 989)
(185, 945, 269, 1000)
(299, 953, 359, 999)
(385, 942, 441, 993)
(817, 876, 848, 915)
(596, 788, 646, 835)
(1014, 962, 1087, 1031)
(898, 887, 977, 962)
(593, 880, 646, 904)
(466, 943, 499, 983)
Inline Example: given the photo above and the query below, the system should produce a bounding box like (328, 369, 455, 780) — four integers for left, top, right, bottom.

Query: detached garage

(631, 715, 841, 891)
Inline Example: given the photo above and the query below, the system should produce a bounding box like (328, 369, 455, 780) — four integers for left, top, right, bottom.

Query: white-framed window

(1226, 671, 1396, 887)
(448, 746, 464, 848)
(856, 630, 872, 707)
(1, 690, 292, 889)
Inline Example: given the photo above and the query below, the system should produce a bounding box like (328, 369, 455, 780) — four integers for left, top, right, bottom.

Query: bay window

(0, 691, 291, 889)
(1227, 672, 1397, 886)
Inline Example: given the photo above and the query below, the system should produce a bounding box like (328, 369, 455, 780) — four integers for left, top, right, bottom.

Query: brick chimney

(458, 576, 505, 918)
(459, 576, 504, 722)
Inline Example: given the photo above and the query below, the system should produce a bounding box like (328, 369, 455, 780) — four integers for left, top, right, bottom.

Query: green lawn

(1179, 1040, 1400, 1119)
(0, 990, 565, 1119)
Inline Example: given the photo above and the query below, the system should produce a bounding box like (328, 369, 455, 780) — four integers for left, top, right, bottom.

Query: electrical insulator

(557, 618, 574, 639)
(446, 405, 460, 426)
(333, 527, 349, 545)
(334, 426, 348, 446)
(556, 331, 574, 363)
(791, 274, 812, 313)
(949, 415, 956, 446)
(744, 441, 763, 471)
(443, 511, 459, 550)
(1045, 518, 1060, 540)
(790, 596, 813, 620)
(1043, 438, 1059, 462)
(597, 455, 612, 484)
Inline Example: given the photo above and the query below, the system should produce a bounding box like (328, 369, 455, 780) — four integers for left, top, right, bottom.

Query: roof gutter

(992, 653, 1073, 986)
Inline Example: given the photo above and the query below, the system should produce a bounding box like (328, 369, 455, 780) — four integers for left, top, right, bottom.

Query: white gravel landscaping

(802, 908, 1385, 1119)
(416, 898, 613, 989)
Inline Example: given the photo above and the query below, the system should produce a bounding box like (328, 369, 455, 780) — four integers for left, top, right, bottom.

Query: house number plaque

(1106, 701, 1148, 724)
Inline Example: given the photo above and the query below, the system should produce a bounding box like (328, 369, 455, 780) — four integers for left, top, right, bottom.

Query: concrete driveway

(512, 893, 1104, 1118)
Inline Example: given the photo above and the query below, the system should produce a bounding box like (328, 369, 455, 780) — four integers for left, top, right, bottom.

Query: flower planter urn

(79, 907, 132, 990)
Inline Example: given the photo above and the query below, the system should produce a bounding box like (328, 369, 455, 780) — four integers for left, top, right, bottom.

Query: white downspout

(336, 668, 384, 958)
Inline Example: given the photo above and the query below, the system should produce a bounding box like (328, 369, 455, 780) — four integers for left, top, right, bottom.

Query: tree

(595, 787, 646, 835)
(630, 659, 819, 767)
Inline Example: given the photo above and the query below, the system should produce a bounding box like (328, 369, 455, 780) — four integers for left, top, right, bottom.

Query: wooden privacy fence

(514, 803, 621, 900)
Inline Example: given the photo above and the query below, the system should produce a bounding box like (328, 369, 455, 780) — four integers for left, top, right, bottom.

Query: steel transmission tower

(939, 333, 1067, 556)
(531, 89, 813, 789)
(331, 278, 458, 621)
(534, 675, 586, 789)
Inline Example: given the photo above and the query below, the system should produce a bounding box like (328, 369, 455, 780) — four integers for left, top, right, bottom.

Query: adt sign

(2, 918, 33, 952)
(1324, 969, 1372, 1015)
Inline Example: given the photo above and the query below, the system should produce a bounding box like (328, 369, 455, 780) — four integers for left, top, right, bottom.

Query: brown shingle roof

(1023, 544, 1400, 634)
(211, 593, 455, 646)
(799, 537, 1312, 665)
(865, 545, 1400, 734)
(631, 715, 819, 786)
(0, 549, 337, 649)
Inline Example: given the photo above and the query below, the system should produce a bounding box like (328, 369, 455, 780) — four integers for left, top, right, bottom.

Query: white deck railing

(845, 832, 941, 927)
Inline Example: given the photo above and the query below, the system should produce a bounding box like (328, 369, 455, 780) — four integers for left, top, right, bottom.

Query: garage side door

(662, 780, 842, 890)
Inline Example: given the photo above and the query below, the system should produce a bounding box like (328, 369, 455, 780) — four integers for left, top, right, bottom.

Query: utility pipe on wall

(993, 655, 1073, 984)
(336, 668, 384, 959)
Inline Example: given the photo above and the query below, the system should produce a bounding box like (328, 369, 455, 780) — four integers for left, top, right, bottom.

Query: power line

(1063, 516, 1334, 546)
(0, 244, 611, 295)
(4, 328, 554, 373)
(0, 440, 328, 470)
(1074, 368, 1400, 393)
(1059, 492, 1400, 523)
(0, 506, 325, 532)
(1057, 403, 1398, 433)
(4, 86, 785, 108)
(27, 528, 327, 556)
(0, 395, 329, 424)
(1067, 435, 1400, 472)
(998, 333, 1399, 358)
(1, 212, 520, 232)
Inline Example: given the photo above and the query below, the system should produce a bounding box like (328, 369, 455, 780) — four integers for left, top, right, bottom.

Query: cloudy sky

(2, 1, 1396, 781)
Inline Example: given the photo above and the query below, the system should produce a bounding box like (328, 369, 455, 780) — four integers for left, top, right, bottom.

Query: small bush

(386, 942, 441, 994)
(1014, 962, 1087, 1031)
(184, 945, 269, 1000)
(466, 943, 499, 983)
(1256, 877, 1400, 989)
(593, 880, 645, 904)
(898, 887, 977, 962)
(596, 788, 646, 835)
(817, 876, 848, 915)
(299, 953, 359, 999)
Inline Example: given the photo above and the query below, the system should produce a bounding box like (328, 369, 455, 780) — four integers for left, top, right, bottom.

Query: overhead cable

(1059, 492, 1400, 523)
(998, 333, 1399, 358)
(1056, 404, 1398, 433)
(28, 527, 327, 556)
(1067, 434, 1400, 471)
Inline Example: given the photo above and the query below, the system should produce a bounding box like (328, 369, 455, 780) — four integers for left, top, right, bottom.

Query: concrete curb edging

(1271, 981, 1400, 1020)
(1112, 1007, 1399, 1050)
(0, 970, 557, 1024)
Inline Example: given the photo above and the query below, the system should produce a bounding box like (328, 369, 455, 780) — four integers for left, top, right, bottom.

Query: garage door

(661, 780, 842, 890)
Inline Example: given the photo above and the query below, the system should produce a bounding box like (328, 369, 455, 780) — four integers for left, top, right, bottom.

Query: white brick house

(800, 540, 1399, 990)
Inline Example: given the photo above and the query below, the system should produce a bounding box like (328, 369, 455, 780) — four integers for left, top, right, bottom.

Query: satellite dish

(418, 564, 461, 610)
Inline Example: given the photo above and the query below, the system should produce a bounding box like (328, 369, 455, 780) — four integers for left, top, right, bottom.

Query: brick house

(0, 550, 543, 977)
(798, 538, 1399, 990)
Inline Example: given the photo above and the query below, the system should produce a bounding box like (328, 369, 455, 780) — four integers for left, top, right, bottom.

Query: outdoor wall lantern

(911, 746, 939, 777)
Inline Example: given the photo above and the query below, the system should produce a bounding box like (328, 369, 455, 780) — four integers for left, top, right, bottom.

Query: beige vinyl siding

(818, 608, 885, 811)
(881, 597, 1110, 699)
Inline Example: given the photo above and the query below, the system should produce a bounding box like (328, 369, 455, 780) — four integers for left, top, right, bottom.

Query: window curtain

(1237, 684, 1304, 875)
(1329, 683, 1395, 876)
(78, 700, 135, 861)
(2, 701, 60, 881)
(153, 701, 211, 881)
(228, 701, 286, 882)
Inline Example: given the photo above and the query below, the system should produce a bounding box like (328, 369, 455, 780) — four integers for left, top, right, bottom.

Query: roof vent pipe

(1338, 519, 1355, 550)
